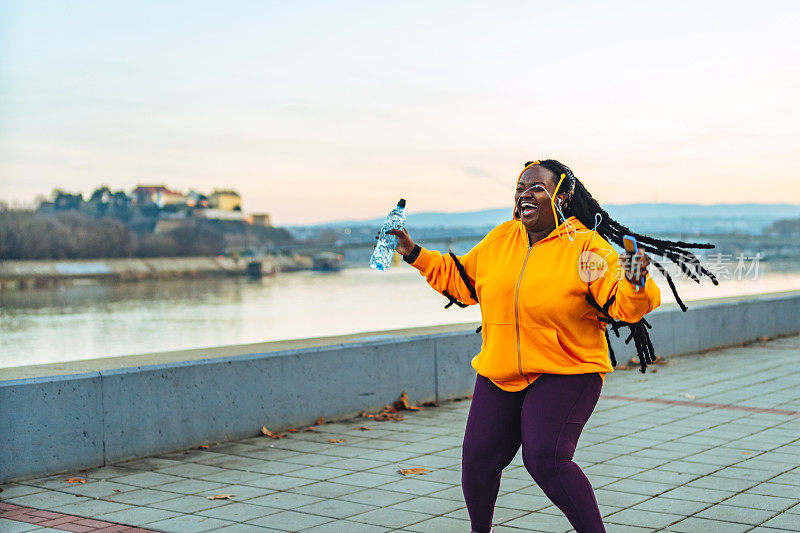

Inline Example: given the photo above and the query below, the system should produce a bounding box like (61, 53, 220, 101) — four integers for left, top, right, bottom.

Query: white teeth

(521, 202, 536, 208)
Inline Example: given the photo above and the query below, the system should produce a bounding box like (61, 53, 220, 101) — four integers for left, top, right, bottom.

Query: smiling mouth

(519, 200, 538, 218)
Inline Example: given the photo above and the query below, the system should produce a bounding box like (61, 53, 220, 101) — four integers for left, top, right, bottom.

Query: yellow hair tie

(552, 173, 566, 227)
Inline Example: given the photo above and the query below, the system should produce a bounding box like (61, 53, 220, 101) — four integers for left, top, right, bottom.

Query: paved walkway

(2, 335, 800, 533)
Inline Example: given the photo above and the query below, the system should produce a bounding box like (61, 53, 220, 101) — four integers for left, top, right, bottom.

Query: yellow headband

(516, 161, 540, 182)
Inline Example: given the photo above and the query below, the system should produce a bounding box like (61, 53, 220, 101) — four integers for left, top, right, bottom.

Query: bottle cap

(398, 199, 406, 208)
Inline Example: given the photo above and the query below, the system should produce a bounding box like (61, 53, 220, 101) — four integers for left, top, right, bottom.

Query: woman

(388, 159, 716, 533)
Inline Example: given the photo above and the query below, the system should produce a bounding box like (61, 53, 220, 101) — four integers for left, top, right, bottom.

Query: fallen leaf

(357, 426, 372, 431)
(394, 393, 422, 411)
(683, 393, 696, 400)
(362, 400, 410, 422)
(207, 494, 234, 500)
(287, 428, 299, 433)
(395, 392, 411, 410)
(198, 444, 209, 449)
(261, 426, 286, 439)
(328, 438, 346, 443)
(316, 416, 325, 425)
(66, 477, 86, 484)
(305, 426, 317, 431)
(113, 489, 121, 493)
(421, 401, 440, 407)
(398, 468, 429, 476)
(376, 412, 405, 422)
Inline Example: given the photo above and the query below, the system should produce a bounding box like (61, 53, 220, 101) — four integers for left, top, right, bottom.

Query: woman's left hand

(621, 249, 651, 285)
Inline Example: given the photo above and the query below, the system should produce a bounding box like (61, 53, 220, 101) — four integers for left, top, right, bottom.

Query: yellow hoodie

(408, 216, 661, 392)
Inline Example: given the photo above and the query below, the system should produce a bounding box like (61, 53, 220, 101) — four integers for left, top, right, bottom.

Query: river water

(2, 264, 800, 368)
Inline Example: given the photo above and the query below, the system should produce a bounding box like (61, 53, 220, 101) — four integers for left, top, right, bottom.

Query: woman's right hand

(387, 228, 415, 256)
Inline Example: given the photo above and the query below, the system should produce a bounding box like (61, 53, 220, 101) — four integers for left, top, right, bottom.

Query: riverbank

(3, 266, 800, 368)
(0, 255, 315, 289)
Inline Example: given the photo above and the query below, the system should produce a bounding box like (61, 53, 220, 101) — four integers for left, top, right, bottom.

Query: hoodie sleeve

(587, 241, 661, 323)
(408, 243, 480, 306)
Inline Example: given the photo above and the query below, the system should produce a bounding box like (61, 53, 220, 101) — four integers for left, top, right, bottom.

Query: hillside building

(132, 185, 185, 207)
(209, 190, 241, 211)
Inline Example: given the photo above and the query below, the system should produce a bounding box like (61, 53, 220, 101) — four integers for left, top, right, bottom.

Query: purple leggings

(462, 373, 605, 533)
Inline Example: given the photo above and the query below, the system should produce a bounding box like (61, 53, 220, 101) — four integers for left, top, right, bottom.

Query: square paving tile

(199, 484, 269, 501)
(215, 524, 284, 533)
(666, 516, 752, 533)
(339, 488, 416, 507)
(59, 481, 136, 499)
(334, 472, 398, 488)
(113, 472, 186, 488)
(290, 481, 363, 499)
(244, 475, 315, 491)
(199, 470, 267, 485)
(759, 512, 800, 531)
(6, 491, 89, 509)
(390, 495, 464, 515)
(603, 508, 684, 529)
(377, 478, 451, 496)
(299, 520, 388, 532)
(245, 509, 333, 531)
(349, 507, 434, 529)
(293, 498, 377, 519)
(694, 503, 776, 525)
(659, 485, 735, 504)
(502, 510, 574, 532)
(0, 485, 44, 499)
(404, 515, 471, 532)
(157, 479, 226, 495)
(0, 519, 43, 532)
(96, 505, 182, 525)
(105, 487, 180, 505)
(197, 501, 278, 522)
(146, 513, 236, 532)
(723, 492, 797, 511)
(157, 463, 230, 479)
(245, 492, 324, 510)
(629, 496, 710, 516)
(50, 499, 134, 517)
(282, 466, 351, 482)
(150, 494, 235, 514)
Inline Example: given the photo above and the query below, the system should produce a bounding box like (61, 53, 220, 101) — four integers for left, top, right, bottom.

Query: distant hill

(298, 203, 800, 235)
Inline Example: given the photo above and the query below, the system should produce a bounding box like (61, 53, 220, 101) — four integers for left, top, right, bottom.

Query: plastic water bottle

(369, 199, 407, 271)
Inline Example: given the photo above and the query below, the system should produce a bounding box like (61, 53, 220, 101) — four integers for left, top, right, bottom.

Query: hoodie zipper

(515, 245, 532, 383)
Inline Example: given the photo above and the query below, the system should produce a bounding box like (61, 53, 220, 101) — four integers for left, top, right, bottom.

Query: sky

(1, 1, 799, 225)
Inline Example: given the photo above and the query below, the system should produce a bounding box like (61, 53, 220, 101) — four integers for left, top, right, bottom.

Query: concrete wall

(1, 291, 798, 483)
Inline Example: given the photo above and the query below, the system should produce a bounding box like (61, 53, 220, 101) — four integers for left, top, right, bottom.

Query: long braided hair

(527, 159, 719, 371)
